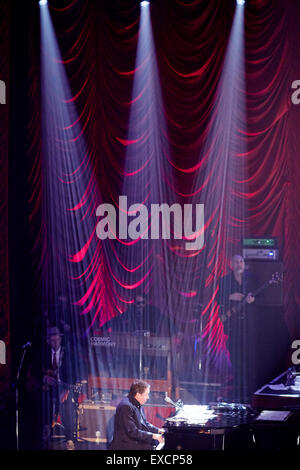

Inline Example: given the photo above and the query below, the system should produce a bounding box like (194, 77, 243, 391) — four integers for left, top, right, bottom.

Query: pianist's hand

(153, 433, 164, 443)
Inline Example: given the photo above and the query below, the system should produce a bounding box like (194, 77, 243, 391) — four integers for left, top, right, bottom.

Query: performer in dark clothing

(105, 295, 171, 337)
(109, 380, 164, 450)
(219, 255, 256, 403)
(26, 326, 78, 449)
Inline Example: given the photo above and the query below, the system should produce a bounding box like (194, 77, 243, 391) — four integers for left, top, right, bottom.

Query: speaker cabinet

(245, 261, 283, 306)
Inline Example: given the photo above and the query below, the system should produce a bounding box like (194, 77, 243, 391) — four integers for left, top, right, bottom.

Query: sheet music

(156, 438, 165, 450)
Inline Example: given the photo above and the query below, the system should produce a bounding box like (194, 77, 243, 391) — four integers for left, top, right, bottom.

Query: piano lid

(252, 368, 300, 409)
(166, 405, 217, 426)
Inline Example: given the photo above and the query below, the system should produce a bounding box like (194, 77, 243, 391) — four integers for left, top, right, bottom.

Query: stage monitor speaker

(78, 403, 116, 447)
(245, 260, 283, 306)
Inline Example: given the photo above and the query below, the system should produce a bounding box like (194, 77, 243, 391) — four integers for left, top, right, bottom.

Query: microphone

(22, 341, 32, 349)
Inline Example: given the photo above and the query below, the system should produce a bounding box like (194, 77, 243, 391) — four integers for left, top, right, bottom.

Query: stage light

(236, 0, 245, 5)
(39, 0, 48, 6)
(140, 1, 150, 6)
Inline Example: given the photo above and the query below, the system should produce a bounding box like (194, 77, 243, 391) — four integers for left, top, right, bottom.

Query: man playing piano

(109, 380, 165, 450)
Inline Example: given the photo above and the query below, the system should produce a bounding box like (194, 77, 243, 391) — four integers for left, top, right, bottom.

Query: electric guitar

(221, 271, 283, 327)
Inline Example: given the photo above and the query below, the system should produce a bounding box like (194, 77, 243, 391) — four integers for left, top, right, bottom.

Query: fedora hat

(45, 326, 63, 338)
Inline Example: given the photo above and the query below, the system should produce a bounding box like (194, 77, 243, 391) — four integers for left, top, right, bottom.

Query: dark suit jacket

(109, 396, 160, 450)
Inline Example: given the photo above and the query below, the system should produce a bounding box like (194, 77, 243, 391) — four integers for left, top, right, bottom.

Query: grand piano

(88, 333, 173, 398)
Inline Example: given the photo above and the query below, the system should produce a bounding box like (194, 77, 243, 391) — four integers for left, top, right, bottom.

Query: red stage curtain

(26, 0, 300, 359)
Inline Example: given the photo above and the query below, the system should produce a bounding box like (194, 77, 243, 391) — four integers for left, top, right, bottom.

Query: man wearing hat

(43, 326, 76, 449)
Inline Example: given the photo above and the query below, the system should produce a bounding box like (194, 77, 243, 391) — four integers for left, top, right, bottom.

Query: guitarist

(27, 326, 77, 449)
(219, 254, 256, 403)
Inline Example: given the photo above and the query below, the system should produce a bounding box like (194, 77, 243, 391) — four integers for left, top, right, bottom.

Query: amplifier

(89, 334, 172, 383)
(78, 402, 116, 447)
(144, 404, 174, 428)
